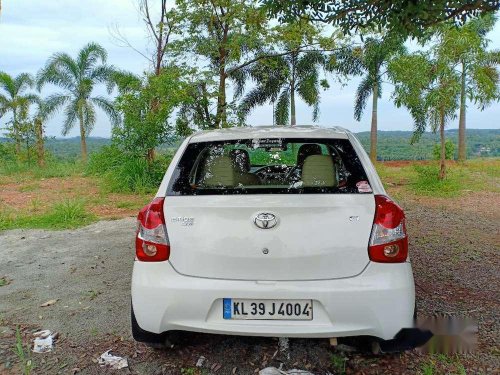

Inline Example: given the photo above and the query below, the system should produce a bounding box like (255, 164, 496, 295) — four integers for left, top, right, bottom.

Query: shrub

(87, 145, 171, 193)
(411, 164, 461, 197)
(432, 139, 455, 160)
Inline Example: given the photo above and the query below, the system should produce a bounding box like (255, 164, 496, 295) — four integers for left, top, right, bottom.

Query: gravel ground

(0, 199, 498, 374)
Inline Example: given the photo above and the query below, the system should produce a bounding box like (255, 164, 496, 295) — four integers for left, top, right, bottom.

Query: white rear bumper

(131, 261, 415, 340)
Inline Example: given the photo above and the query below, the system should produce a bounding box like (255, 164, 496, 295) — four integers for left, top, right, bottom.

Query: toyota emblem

(254, 213, 277, 229)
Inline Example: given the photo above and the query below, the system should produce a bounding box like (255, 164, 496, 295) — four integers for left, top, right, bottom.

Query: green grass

(14, 326, 33, 375)
(0, 160, 84, 180)
(0, 277, 9, 287)
(0, 199, 97, 231)
(376, 158, 499, 198)
(330, 353, 347, 374)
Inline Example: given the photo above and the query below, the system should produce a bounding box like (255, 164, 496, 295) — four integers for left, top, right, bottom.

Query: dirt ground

(0, 195, 499, 374)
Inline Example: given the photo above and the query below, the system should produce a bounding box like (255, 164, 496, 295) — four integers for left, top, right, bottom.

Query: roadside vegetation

(0, 1, 499, 231)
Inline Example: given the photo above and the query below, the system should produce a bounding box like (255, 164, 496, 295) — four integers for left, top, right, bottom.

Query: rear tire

(131, 303, 180, 348)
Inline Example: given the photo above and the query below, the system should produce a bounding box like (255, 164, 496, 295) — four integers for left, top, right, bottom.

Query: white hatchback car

(131, 126, 422, 352)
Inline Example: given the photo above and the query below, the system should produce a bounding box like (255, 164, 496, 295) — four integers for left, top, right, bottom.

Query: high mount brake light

(369, 195, 408, 263)
(135, 197, 170, 262)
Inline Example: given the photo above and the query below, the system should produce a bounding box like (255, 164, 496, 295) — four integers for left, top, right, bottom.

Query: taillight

(368, 195, 408, 263)
(135, 197, 170, 262)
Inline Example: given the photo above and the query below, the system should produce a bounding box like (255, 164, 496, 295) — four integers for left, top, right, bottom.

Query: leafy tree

(390, 52, 461, 180)
(437, 14, 500, 161)
(111, 67, 192, 159)
(0, 72, 36, 154)
(262, 0, 500, 37)
(333, 35, 404, 162)
(37, 42, 118, 162)
(175, 0, 282, 128)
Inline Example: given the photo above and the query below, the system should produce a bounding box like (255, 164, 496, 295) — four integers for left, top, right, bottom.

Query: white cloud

(0, 1, 499, 138)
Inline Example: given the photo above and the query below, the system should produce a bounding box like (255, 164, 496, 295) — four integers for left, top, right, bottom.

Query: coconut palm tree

(37, 42, 119, 161)
(0, 72, 37, 154)
(239, 50, 326, 126)
(438, 14, 500, 161)
(334, 35, 404, 162)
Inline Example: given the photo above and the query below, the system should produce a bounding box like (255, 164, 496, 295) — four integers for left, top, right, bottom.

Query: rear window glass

(167, 138, 370, 195)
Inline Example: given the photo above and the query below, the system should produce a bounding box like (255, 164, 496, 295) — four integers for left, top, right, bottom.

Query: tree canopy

(262, 0, 500, 37)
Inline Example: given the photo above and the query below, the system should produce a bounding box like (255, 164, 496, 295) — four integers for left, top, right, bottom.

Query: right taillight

(368, 195, 408, 263)
(135, 197, 170, 262)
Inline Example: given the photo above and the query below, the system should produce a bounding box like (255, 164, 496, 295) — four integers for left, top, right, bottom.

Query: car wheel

(131, 303, 180, 348)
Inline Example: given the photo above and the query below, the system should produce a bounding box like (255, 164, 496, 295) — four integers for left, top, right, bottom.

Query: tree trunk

(290, 80, 296, 126)
(79, 110, 87, 162)
(214, 24, 229, 129)
(290, 53, 296, 126)
(438, 107, 446, 180)
(35, 118, 45, 167)
(369, 82, 378, 163)
(215, 69, 227, 128)
(458, 62, 466, 162)
(13, 111, 21, 155)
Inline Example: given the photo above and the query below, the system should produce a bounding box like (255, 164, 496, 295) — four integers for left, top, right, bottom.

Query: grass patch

(0, 160, 84, 180)
(115, 201, 139, 209)
(411, 165, 462, 198)
(0, 199, 96, 231)
(14, 327, 34, 375)
(376, 158, 499, 198)
(0, 277, 10, 287)
(330, 353, 347, 374)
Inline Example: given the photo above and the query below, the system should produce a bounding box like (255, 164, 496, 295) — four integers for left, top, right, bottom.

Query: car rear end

(131, 127, 415, 344)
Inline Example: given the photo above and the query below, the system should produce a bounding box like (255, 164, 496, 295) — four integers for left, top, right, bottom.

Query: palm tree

(239, 51, 326, 126)
(335, 36, 404, 162)
(0, 72, 37, 155)
(37, 42, 118, 161)
(438, 14, 500, 161)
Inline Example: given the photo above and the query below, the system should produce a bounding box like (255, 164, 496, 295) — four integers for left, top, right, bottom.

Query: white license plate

(223, 299, 313, 320)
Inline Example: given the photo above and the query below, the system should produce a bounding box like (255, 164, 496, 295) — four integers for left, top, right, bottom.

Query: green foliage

(0, 199, 96, 231)
(240, 49, 326, 125)
(174, 0, 278, 128)
(112, 67, 192, 157)
(87, 145, 171, 193)
(37, 42, 118, 160)
(433, 139, 455, 160)
(14, 327, 33, 375)
(330, 353, 347, 374)
(438, 14, 500, 108)
(0, 71, 37, 154)
(262, 0, 500, 37)
(411, 165, 462, 197)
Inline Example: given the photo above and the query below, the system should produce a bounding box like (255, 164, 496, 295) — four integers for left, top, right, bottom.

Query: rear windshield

(166, 138, 370, 195)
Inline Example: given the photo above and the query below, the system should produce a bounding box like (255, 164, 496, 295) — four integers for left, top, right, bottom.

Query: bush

(411, 164, 461, 197)
(433, 139, 455, 160)
(87, 145, 171, 193)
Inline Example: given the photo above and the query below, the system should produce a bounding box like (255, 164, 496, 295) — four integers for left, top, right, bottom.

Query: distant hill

(1, 129, 498, 161)
(356, 129, 499, 160)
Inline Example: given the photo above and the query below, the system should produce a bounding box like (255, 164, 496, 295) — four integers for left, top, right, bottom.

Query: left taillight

(135, 197, 170, 262)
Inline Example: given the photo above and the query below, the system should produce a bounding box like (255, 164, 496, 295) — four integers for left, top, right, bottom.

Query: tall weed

(87, 145, 171, 193)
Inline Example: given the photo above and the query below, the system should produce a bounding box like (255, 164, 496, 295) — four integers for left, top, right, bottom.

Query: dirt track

(0, 198, 499, 374)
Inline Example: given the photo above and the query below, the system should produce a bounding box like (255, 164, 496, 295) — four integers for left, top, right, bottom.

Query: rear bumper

(131, 261, 415, 341)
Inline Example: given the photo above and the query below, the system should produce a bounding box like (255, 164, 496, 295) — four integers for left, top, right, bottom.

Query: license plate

(223, 299, 313, 320)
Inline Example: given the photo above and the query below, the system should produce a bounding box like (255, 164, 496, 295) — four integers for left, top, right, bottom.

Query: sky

(0, 0, 499, 138)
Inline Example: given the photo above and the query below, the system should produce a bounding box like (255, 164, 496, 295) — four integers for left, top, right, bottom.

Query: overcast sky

(1, 0, 499, 138)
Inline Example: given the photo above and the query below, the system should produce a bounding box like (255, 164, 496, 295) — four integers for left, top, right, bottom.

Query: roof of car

(188, 125, 351, 142)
